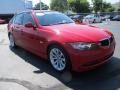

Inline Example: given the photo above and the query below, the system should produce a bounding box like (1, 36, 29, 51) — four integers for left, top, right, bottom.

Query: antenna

(40, 0, 41, 10)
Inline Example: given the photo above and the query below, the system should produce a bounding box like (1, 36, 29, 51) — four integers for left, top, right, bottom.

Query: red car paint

(8, 10, 115, 72)
(0, 19, 5, 24)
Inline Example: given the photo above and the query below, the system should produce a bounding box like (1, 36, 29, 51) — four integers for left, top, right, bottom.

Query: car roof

(33, 10, 52, 13)
(16, 10, 57, 15)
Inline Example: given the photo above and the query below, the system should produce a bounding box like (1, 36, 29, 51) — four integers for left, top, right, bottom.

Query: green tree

(117, 7, 120, 12)
(106, 7, 115, 12)
(92, 0, 103, 13)
(68, 0, 90, 13)
(101, 2, 112, 12)
(92, 0, 114, 13)
(50, 0, 68, 12)
(34, 2, 49, 10)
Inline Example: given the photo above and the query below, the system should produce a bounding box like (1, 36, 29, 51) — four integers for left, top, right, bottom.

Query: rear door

(12, 13, 24, 46)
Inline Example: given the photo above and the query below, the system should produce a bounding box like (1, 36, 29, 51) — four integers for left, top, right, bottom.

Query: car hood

(45, 23, 110, 42)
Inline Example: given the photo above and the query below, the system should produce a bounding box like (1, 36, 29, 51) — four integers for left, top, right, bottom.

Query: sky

(31, 0, 120, 6)
(32, 0, 50, 6)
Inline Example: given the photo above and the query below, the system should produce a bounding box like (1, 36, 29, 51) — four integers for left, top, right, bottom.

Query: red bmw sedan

(8, 10, 115, 72)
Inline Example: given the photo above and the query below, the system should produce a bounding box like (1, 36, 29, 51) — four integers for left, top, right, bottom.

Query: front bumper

(65, 41, 115, 72)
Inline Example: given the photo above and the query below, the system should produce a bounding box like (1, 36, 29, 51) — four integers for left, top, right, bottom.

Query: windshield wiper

(52, 21, 73, 25)
(42, 22, 73, 26)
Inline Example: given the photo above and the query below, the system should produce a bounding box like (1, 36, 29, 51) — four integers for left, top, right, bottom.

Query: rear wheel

(93, 19, 96, 23)
(9, 34, 16, 48)
(100, 19, 102, 23)
(48, 45, 71, 72)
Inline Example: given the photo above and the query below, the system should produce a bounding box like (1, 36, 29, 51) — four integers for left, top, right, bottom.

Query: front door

(21, 12, 42, 54)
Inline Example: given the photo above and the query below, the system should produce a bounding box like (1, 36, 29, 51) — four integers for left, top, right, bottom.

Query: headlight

(104, 30, 113, 36)
(70, 42, 97, 50)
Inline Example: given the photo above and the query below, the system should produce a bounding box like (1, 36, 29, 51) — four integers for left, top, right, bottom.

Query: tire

(100, 18, 103, 23)
(48, 45, 71, 72)
(100, 20, 102, 23)
(93, 19, 95, 23)
(9, 34, 16, 48)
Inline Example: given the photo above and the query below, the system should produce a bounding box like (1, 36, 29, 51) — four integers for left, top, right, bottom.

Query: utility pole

(40, 0, 41, 10)
(101, 0, 103, 13)
(119, 0, 120, 8)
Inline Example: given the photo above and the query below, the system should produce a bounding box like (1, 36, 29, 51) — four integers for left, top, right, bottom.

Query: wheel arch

(8, 32, 11, 39)
(46, 41, 72, 71)
(47, 41, 67, 54)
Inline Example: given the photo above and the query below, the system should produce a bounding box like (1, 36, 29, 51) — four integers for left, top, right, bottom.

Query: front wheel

(48, 45, 71, 72)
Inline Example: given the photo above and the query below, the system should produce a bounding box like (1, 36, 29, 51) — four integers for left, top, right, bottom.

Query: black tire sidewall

(9, 34, 16, 48)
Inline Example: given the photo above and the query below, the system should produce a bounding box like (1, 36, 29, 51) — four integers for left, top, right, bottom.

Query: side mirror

(25, 22, 35, 28)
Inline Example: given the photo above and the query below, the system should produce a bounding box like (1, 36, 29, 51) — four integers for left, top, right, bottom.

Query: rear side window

(14, 14, 23, 25)
(9, 17, 14, 24)
(23, 13, 36, 26)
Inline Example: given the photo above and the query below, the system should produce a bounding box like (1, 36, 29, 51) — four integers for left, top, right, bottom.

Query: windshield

(36, 12, 74, 26)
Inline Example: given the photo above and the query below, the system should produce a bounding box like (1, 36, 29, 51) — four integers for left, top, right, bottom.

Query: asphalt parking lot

(0, 21, 120, 90)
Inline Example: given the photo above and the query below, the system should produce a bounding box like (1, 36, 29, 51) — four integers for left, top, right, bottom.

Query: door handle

(14, 30, 18, 32)
(29, 36, 34, 39)
(28, 36, 39, 40)
(16, 27, 19, 29)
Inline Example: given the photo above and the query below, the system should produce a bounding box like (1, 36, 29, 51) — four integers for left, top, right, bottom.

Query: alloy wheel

(9, 34, 15, 48)
(49, 48, 66, 71)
